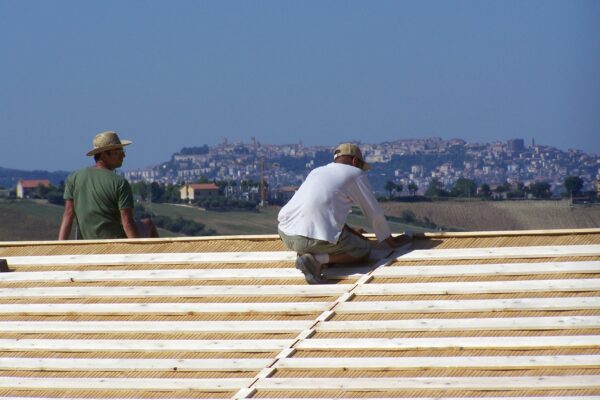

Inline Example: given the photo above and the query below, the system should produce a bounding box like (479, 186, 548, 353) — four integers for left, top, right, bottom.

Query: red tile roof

(18, 179, 51, 188)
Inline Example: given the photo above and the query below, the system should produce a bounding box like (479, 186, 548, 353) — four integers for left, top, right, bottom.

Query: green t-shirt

(64, 167, 134, 239)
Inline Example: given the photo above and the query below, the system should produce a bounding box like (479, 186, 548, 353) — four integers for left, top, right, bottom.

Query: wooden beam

(0, 302, 331, 315)
(1, 397, 597, 400)
(0, 320, 313, 333)
(258, 398, 600, 400)
(296, 335, 600, 350)
(0, 284, 352, 299)
(317, 316, 600, 333)
(372, 261, 600, 278)
(355, 279, 600, 295)
(0, 377, 252, 390)
(335, 297, 600, 314)
(0, 357, 270, 372)
(5, 244, 598, 267)
(0, 339, 293, 352)
(3, 252, 296, 266)
(0, 268, 303, 283)
(12, 259, 544, 283)
(276, 355, 600, 370)
(395, 245, 600, 261)
(0, 234, 283, 247)
(254, 376, 600, 390)
(417, 227, 600, 238)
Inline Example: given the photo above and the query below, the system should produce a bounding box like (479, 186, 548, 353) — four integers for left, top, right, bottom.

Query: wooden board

(394, 245, 600, 261)
(4, 252, 296, 266)
(0, 377, 251, 390)
(0, 284, 352, 299)
(296, 336, 600, 350)
(276, 355, 600, 370)
(0, 357, 270, 372)
(355, 279, 600, 295)
(0, 339, 293, 352)
(0, 268, 302, 283)
(5, 245, 599, 267)
(0, 320, 313, 333)
(254, 376, 600, 390)
(373, 261, 600, 278)
(0, 302, 331, 315)
(336, 297, 600, 314)
(317, 316, 600, 333)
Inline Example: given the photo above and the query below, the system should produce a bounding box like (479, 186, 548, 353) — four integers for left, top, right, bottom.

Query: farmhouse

(0, 228, 599, 398)
(179, 182, 220, 202)
(15, 179, 50, 198)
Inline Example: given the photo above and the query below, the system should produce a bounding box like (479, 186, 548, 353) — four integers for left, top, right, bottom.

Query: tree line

(383, 176, 589, 200)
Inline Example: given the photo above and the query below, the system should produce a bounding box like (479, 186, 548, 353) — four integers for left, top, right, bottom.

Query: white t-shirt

(277, 162, 392, 243)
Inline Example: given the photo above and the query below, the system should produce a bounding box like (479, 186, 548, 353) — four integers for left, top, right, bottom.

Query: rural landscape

(1, 197, 598, 242)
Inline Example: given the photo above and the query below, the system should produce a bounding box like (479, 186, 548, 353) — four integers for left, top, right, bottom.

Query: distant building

(16, 179, 51, 199)
(507, 139, 525, 153)
(180, 183, 220, 202)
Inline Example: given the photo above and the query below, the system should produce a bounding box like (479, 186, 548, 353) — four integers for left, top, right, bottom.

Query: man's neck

(95, 161, 114, 171)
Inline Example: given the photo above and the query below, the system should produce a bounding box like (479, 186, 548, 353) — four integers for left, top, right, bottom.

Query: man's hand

(384, 232, 413, 248)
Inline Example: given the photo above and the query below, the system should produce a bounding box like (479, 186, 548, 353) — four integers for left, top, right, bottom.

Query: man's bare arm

(58, 200, 75, 240)
(120, 208, 139, 238)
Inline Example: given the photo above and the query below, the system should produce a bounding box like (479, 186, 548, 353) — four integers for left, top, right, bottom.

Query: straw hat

(333, 143, 371, 170)
(86, 131, 132, 156)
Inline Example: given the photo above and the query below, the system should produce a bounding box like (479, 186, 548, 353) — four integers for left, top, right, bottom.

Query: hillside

(383, 199, 600, 231)
(0, 200, 425, 241)
(1, 199, 598, 242)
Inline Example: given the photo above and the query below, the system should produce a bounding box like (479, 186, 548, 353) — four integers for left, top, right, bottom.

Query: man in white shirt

(278, 143, 411, 284)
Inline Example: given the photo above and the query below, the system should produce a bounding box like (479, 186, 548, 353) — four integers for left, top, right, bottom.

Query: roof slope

(0, 229, 599, 399)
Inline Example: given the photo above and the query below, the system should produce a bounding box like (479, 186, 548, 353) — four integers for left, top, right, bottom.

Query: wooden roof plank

(276, 355, 600, 370)
(1, 398, 598, 400)
(0, 268, 303, 283)
(336, 297, 600, 314)
(0, 357, 270, 372)
(0, 284, 352, 299)
(2, 260, 596, 283)
(0, 377, 251, 390)
(317, 316, 600, 333)
(3, 252, 296, 266)
(395, 245, 600, 261)
(372, 261, 600, 278)
(356, 279, 600, 295)
(0, 339, 292, 352)
(0, 320, 313, 333)
(254, 376, 600, 390)
(297, 336, 600, 350)
(0, 302, 331, 315)
(4, 244, 599, 267)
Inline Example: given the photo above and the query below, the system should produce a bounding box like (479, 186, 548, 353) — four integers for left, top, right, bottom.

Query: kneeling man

(278, 143, 410, 284)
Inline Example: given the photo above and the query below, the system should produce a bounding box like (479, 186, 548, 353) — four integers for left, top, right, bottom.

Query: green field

(146, 202, 424, 236)
(3, 198, 597, 242)
(0, 200, 424, 241)
(0, 200, 65, 241)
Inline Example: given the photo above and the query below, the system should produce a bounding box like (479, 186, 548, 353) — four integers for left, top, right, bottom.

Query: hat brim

(86, 140, 132, 156)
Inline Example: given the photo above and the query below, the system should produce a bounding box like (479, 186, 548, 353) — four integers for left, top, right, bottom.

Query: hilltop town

(123, 137, 600, 196)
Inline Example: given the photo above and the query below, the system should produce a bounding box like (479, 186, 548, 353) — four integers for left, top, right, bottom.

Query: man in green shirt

(58, 131, 157, 240)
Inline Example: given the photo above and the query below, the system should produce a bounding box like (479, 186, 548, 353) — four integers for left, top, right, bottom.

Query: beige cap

(333, 143, 371, 170)
(86, 131, 132, 156)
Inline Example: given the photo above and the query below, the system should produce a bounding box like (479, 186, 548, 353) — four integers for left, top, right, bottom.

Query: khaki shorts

(278, 226, 371, 259)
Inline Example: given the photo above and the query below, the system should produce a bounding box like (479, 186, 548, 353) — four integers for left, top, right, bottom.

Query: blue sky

(0, 0, 598, 171)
